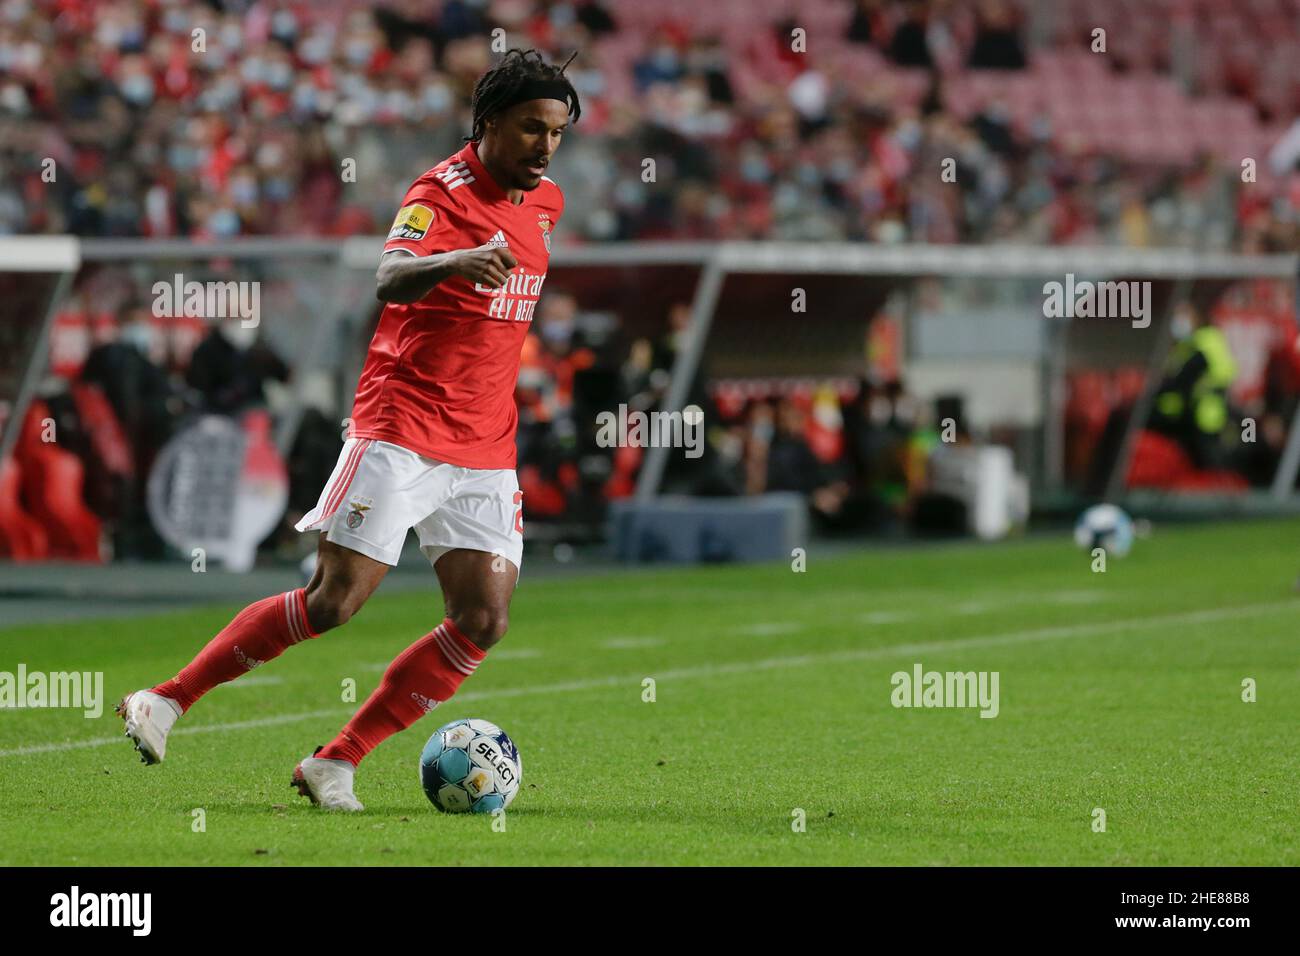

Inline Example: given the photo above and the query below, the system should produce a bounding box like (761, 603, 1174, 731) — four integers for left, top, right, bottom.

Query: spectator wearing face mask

(78, 305, 179, 557)
(80, 306, 175, 459)
(533, 290, 596, 414)
(186, 319, 290, 415)
(1149, 304, 1238, 470)
(632, 27, 687, 92)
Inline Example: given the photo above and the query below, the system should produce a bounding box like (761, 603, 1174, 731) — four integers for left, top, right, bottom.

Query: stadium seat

(518, 464, 568, 517)
(0, 457, 50, 561)
(14, 400, 103, 561)
(1125, 429, 1249, 491)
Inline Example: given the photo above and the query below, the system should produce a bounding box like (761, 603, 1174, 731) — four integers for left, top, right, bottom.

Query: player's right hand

(452, 244, 519, 288)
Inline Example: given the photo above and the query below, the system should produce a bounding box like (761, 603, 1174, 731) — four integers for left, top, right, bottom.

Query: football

(419, 718, 522, 814)
(1073, 504, 1135, 557)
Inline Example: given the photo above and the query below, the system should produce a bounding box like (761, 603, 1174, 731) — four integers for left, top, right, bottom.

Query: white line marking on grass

(1046, 590, 1110, 605)
(220, 676, 284, 688)
(3, 599, 1295, 759)
(847, 591, 1109, 628)
(0, 709, 344, 758)
(600, 637, 665, 650)
(857, 611, 914, 625)
(731, 622, 803, 636)
(365, 647, 543, 670)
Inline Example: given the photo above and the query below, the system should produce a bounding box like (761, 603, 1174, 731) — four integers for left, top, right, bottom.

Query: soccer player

(117, 49, 580, 811)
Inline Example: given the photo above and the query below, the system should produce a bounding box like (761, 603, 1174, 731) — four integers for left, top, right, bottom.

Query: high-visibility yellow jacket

(1155, 326, 1237, 433)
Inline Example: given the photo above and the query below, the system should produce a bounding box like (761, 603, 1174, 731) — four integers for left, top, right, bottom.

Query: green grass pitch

(1, 518, 1297, 866)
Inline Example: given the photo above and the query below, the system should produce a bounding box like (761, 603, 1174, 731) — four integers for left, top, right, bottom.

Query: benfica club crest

(346, 497, 372, 529)
(538, 216, 552, 253)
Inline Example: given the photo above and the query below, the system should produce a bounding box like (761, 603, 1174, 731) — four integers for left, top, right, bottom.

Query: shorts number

(512, 490, 523, 534)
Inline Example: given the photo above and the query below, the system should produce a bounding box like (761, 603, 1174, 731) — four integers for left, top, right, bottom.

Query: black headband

(499, 78, 574, 113)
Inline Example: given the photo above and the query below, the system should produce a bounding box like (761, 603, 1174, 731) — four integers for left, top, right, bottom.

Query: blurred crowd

(35, 269, 967, 558)
(27, 264, 1300, 562)
(0, 0, 1296, 250)
(8, 0, 1300, 560)
(507, 291, 973, 538)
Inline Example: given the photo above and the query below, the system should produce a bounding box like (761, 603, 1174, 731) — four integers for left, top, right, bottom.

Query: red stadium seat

(0, 457, 49, 560)
(1125, 429, 1250, 492)
(518, 464, 567, 517)
(13, 400, 103, 561)
(603, 444, 644, 501)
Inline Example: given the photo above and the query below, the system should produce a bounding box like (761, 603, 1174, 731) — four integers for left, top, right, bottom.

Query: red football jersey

(349, 139, 563, 470)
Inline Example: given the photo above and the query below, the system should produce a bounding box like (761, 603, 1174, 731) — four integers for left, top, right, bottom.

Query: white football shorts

(294, 438, 523, 572)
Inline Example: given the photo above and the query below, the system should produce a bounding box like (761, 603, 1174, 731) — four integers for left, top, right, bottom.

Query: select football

(419, 718, 522, 814)
(1073, 504, 1135, 557)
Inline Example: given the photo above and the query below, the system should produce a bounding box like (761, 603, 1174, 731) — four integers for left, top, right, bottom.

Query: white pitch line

(857, 611, 914, 625)
(601, 637, 665, 650)
(363, 649, 544, 671)
(0, 709, 346, 758)
(221, 676, 284, 688)
(364, 648, 548, 671)
(489, 647, 545, 660)
(731, 622, 803, 636)
(1046, 591, 1110, 605)
(1, 599, 1295, 760)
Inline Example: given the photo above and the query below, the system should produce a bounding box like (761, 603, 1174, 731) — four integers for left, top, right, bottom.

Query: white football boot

(292, 747, 365, 812)
(116, 690, 182, 765)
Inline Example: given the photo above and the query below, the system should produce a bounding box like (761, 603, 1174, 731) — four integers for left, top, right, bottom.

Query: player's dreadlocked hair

(465, 48, 581, 143)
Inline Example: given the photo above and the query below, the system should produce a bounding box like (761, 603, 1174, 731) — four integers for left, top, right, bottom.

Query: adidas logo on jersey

(434, 160, 475, 190)
(486, 229, 509, 248)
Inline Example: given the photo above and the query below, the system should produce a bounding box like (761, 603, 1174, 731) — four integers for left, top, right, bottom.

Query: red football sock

(316, 618, 486, 766)
(152, 589, 317, 713)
